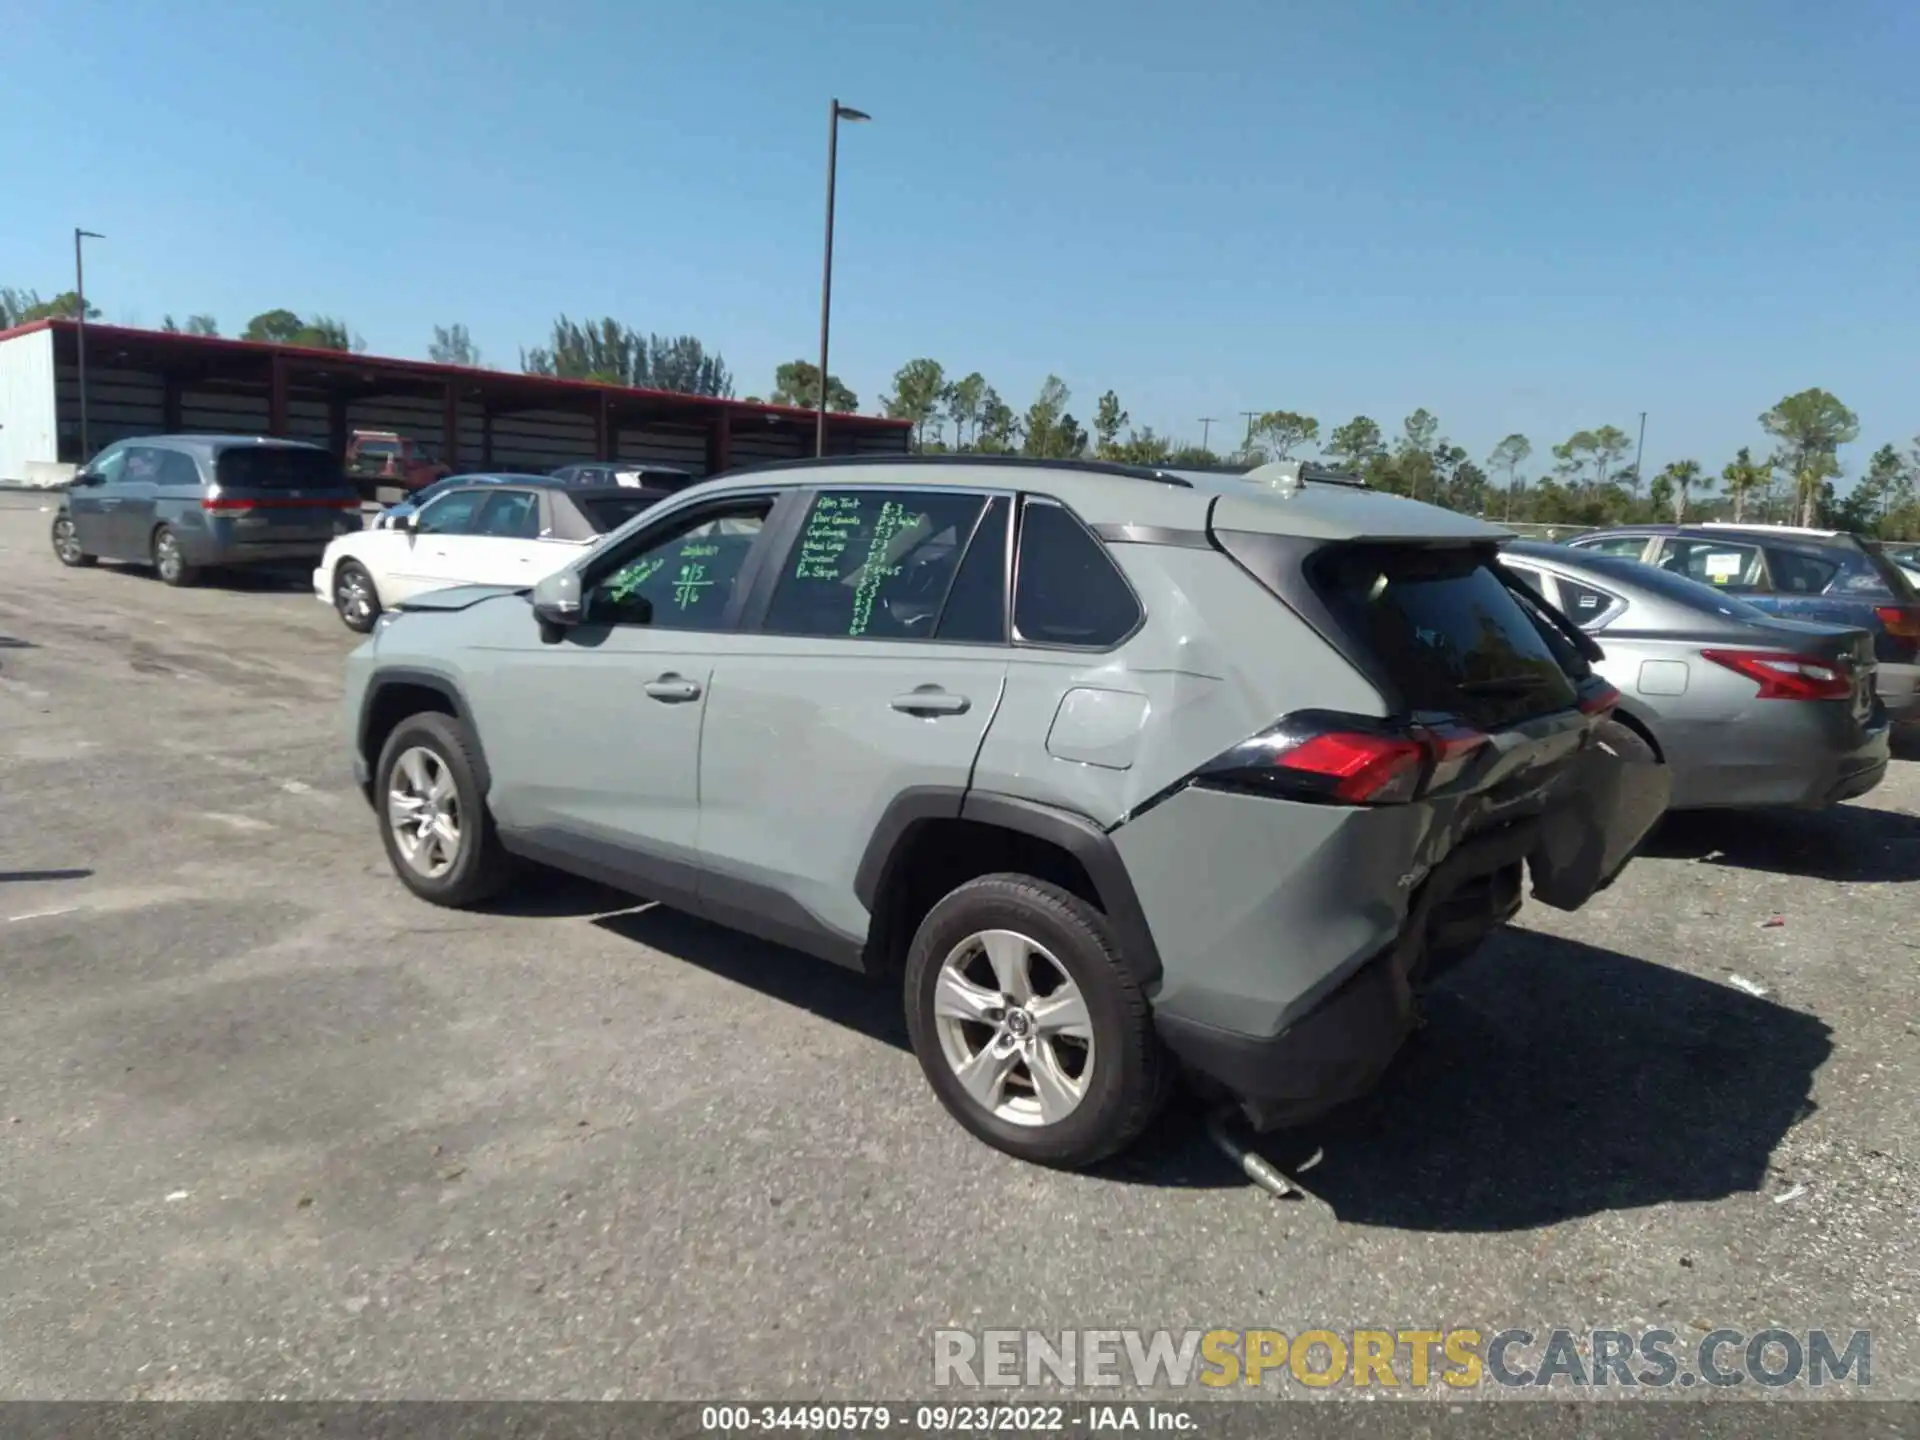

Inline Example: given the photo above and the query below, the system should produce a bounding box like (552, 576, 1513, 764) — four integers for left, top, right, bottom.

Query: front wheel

(152, 525, 198, 587)
(333, 560, 382, 633)
(51, 514, 96, 567)
(904, 874, 1168, 1169)
(374, 712, 515, 907)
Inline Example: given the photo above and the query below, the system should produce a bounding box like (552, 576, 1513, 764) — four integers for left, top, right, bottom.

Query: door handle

(891, 688, 971, 717)
(644, 673, 703, 703)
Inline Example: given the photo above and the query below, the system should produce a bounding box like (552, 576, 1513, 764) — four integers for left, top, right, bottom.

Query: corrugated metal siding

(12, 337, 910, 484)
(0, 329, 60, 483)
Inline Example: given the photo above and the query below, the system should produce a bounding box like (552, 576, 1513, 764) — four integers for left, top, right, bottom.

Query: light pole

(1198, 417, 1218, 452)
(74, 228, 104, 462)
(1633, 410, 1647, 492)
(816, 98, 870, 457)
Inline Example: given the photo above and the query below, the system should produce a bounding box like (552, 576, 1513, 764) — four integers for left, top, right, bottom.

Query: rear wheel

(375, 712, 515, 907)
(904, 874, 1167, 1169)
(333, 560, 382, 633)
(51, 514, 95, 567)
(152, 525, 198, 587)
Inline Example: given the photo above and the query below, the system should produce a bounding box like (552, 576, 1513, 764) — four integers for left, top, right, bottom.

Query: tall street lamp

(74, 227, 104, 462)
(816, 98, 870, 457)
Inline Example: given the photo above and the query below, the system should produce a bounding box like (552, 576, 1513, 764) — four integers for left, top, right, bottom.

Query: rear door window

(1013, 499, 1142, 648)
(1310, 543, 1579, 728)
(473, 490, 541, 539)
(157, 450, 203, 488)
(1658, 538, 1767, 591)
(1556, 577, 1625, 629)
(760, 489, 987, 640)
(936, 496, 1010, 644)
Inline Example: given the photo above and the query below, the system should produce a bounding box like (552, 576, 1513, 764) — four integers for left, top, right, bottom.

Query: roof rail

(715, 453, 1194, 488)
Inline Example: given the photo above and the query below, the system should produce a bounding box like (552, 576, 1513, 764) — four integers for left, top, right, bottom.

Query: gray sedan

(1501, 541, 1889, 810)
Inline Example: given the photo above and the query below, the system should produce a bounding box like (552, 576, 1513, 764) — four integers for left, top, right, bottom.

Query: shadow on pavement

(480, 869, 639, 919)
(0, 634, 38, 649)
(0, 867, 93, 883)
(1257, 926, 1831, 1230)
(594, 905, 913, 1052)
(589, 901, 1827, 1215)
(1644, 803, 1920, 882)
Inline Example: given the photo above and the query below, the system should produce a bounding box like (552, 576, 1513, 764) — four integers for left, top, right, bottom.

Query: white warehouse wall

(0, 328, 60, 486)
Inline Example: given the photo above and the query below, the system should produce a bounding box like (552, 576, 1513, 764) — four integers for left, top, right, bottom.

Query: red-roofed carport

(0, 320, 908, 487)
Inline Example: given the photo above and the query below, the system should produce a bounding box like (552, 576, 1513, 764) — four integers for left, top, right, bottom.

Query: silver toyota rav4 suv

(342, 456, 1668, 1169)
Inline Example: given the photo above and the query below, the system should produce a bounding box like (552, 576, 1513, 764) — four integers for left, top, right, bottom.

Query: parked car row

(45, 446, 1900, 1174)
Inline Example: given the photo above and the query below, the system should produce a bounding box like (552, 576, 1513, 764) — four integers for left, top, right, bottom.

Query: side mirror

(531, 570, 584, 633)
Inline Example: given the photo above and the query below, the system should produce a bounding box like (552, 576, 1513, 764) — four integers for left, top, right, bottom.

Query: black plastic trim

(958, 792, 1164, 986)
(500, 825, 868, 971)
(358, 667, 492, 795)
(850, 788, 1164, 986)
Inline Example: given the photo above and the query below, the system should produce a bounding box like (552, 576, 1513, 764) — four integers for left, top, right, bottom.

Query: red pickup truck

(344, 431, 451, 498)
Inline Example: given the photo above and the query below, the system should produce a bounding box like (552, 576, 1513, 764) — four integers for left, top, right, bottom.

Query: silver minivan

(52, 434, 363, 586)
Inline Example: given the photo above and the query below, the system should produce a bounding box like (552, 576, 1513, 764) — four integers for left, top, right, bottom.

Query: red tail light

(201, 496, 255, 513)
(1874, 606, 1920, 639)
(1701, 649, 1852, 701)
(1195, 711, 1488, 806)
(1577, 679, 1622, 716)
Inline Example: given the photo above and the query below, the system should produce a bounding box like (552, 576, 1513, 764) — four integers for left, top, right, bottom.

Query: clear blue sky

(5, 0, 1916, 477)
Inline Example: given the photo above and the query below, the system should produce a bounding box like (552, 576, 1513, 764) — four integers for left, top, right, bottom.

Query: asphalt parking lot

(0, 490, 1914, 1402)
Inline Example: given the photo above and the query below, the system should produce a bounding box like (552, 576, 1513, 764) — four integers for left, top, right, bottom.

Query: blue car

(52, 434, 363, 586)
(1564, 522, 1920, 724)
(371, 472, 550, 530)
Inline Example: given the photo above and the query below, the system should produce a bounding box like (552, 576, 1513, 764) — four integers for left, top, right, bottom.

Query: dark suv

(1566, 523, 1920, 724)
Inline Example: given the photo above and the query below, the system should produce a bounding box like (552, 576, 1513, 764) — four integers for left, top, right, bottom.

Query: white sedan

(313, 478, 666, 632)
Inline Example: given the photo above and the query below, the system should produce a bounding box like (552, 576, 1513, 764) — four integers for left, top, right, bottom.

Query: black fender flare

(853, 787, 1163, 987)
(358, 666, 493, 796)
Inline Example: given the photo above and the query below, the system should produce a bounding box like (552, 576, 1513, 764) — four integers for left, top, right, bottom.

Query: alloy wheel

(52, 518, 80, 563)
(931, 928, 1095, 1127)
(155, 531, 182, 583)
(336, 566, 374, 626)
(386, 746, 462, 879)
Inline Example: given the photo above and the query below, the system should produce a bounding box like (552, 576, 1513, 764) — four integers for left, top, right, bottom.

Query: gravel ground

(0, 492, 1912, 1404)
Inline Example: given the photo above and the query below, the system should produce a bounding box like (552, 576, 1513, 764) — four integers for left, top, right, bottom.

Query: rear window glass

(1857, 549, 1917, 600)
(217, 446, 345, 491)
(579, 495, 665, 532)
(1013, 500, 1142, 648)
(1764, 548, 1840, 595)
(1311, 543, 1578, 727)
(1659, 538, 1765, 590)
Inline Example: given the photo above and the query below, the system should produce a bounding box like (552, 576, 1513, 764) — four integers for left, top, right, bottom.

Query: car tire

(904, 874, 1168, 1170)
(374, 712, 515, 908)
(333, 560, 382, 633)
(1596, 716, 1658, 764)
(50, 514, 96, 567)
(151, 525, 198, 587)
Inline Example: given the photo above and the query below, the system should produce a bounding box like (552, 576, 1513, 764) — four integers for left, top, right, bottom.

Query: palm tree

(1659, 459, 1705, 522)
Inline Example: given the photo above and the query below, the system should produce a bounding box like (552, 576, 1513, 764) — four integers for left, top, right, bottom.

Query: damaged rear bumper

(1154, 819, 1539, 1130)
